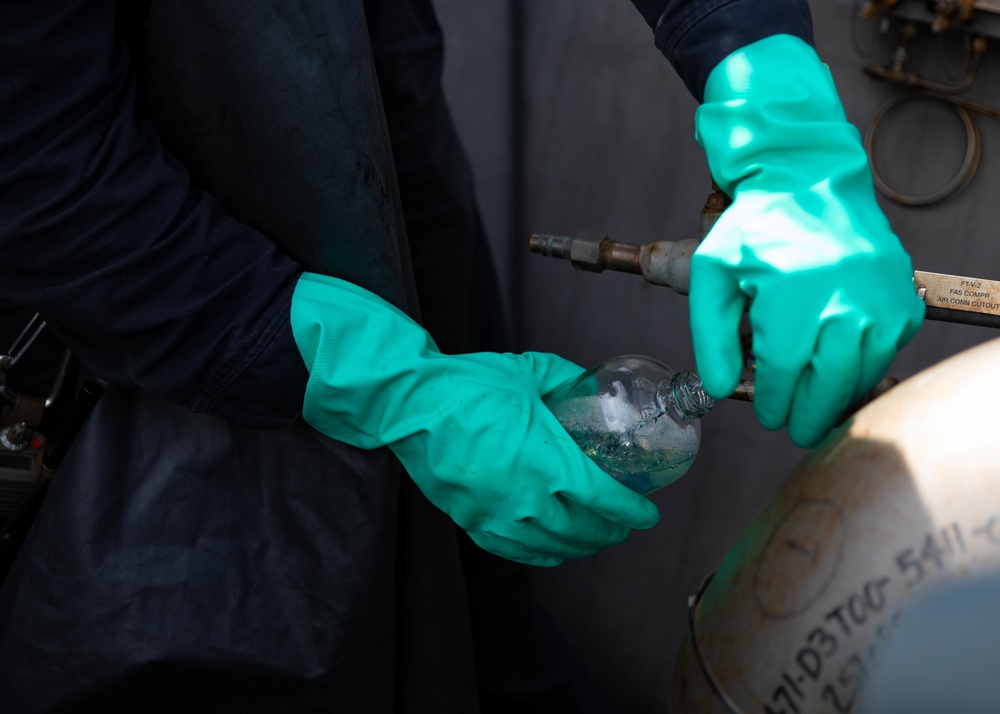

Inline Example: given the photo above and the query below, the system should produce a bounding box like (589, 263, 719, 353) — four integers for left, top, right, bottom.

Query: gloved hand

(290, 273, 660, 566)
(692, 34, 925, 448)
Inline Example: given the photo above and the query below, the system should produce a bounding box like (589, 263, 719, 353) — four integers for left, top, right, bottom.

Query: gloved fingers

(748, 305, 809, 433)
(877, 250, 926, 355)
(457, 476, 633, 558)
(466, 486, 634, 553)
(846, 272, 923, 404)
(847, 258, 924, 401)
(896, 298, 927, 350)
(751, 357, 801, 433)
(746, 281, 823, 432)
(522, 493, 634, 550)
(852, 320, 904, 406)
(470, 528, 597, 565)
(786, 315, 863, 448)
(897, 295, 926, 349)
(689, 256, 747, 399)
(556, 475, 660, 531)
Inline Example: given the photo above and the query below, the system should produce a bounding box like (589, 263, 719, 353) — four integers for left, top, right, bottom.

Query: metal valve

(0, 423, 29, 452)
(930, 0, 976, 31)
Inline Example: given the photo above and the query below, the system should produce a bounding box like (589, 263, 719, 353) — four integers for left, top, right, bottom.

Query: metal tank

(669, 336, 1000, 713)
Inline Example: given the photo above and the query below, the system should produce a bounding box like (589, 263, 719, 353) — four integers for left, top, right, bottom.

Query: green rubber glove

(692, 35, 925, 448)
(290, 273, 660, 566)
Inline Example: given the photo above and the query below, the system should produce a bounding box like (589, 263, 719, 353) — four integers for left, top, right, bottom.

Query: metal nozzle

(528, 231, 641, 275)
(528, 187, 733, 295)
(528, 231, 696, 295)
(527, 234, 574, 262)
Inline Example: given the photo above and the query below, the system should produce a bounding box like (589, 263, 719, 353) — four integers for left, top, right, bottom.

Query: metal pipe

(701, 184, 731, 238)
(926, 305, 1000, 328)
(528, 232, 695, 294)
(530, 229, 1000, 330)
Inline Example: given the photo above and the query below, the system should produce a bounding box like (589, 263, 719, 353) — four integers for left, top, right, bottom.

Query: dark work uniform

(0, 1, 813, 711)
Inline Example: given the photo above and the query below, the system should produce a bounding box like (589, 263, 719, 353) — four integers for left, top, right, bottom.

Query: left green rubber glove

(290, 273, 660, 567)
(692, 35, 925, 448)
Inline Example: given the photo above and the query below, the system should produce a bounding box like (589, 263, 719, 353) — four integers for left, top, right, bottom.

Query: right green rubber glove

(290, 273, 660, 567)
(692, 35, 925, 448)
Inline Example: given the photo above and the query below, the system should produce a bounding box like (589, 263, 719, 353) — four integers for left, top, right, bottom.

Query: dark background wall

(434, 1, 1000, 710)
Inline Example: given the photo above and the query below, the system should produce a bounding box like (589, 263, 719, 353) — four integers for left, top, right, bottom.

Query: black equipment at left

(0, 314, 102, 582)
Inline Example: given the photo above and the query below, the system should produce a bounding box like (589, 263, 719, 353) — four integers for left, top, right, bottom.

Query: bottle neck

(658, 370, 715, 423)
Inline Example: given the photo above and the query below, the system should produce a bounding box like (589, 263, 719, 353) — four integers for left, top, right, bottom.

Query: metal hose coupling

(528, 231, 699, 296)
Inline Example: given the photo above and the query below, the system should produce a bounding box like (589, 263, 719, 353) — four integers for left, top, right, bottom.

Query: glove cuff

(695, 35, 869, 199)
(291, 272, 443, 449)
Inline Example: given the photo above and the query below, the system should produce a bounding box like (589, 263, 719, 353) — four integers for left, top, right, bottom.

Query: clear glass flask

(543, 355, 714, 495)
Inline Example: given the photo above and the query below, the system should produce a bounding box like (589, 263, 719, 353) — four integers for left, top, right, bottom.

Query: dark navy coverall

(0, 1, 812, 710)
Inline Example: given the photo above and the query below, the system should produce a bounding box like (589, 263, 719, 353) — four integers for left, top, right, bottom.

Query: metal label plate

(915, 270, 1000, 315)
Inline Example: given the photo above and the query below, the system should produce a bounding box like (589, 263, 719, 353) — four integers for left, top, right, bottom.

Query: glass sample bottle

(543, 355, 715, 495)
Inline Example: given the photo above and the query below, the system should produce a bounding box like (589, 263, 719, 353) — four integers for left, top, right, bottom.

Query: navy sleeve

(628, 0, 815, 101)
(0, 0, 308, 428)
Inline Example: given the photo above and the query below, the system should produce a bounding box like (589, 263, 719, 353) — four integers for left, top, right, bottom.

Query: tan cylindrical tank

(670, 337, 1000, 713)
